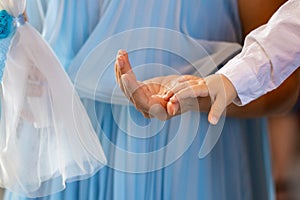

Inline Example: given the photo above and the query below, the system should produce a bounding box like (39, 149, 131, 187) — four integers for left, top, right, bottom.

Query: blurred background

(269, 101, 300, 200)
(0, 188, 3, 200)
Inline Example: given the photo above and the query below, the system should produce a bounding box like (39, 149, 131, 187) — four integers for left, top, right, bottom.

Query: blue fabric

(26, 0, 49, 32)
(41, 0, 103, 69)
(7, 0, 274, 199)
(27, 0, 102, 68)
(0, 10, 15, 82)
(0, 11, 25, 82)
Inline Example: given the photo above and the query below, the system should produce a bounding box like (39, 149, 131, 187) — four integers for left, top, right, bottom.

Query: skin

(164, 74, 238, 124)
(238, 0, 287, 35)
(164, 69, 300, 123)
(115, 0, 300, 122)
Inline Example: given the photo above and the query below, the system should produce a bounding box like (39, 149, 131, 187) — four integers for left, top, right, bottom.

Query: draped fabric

(6, 0, 274, 199)
(26, 0, 49, 32)
(0, 0, 106, 197)
(42, 0, 109, 69)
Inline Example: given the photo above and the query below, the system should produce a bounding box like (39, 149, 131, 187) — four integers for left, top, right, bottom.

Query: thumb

(121, 74, 140, 98)
(204, 74, 237, 125)
(208, 94, 226, 125)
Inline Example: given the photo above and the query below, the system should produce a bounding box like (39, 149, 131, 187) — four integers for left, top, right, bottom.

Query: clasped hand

(114, 50, 237, 124)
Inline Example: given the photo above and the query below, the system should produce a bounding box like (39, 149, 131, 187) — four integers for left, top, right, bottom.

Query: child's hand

(164, 74, 238, 125)
(162, 75, 208, 116)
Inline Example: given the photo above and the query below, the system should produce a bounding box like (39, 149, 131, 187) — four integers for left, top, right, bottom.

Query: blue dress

(6, 0, 274, 199)
(26, 0, 49, 32)
(29, 0, 106, 69)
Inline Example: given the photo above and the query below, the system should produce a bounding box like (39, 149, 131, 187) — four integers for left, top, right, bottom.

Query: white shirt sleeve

(218, 0, 300, 105)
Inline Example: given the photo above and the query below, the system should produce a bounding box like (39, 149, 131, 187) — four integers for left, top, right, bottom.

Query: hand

(163, 75, 208, 116)
(166, 74, 238, 125)
(115, 50, 185, 120)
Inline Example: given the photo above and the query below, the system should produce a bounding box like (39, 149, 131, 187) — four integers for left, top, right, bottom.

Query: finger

(117, 51, 139, 94)
(121, 73, 146, 96)
(115, 50, 129, 81)
(117, 50, 133, 75)
(167, 101, 180, 116)
(163, 90, 174, 101)
(177, 75, 202, 82)
(115, 58, 125, 91)
(122, 74, 151, 112)
(170, 83, 209, 103)
(149, 103, 168, 121)
(163, 79, 201, 100)
(121, 73, 140, 98)
(208, 94, 226, 125)
(114, 55, 121, 80)
(115, 50, 138, 94)
(163, 81, 189, 100)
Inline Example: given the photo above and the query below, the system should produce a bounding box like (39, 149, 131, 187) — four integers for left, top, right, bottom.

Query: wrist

(220, 74, 238, 105)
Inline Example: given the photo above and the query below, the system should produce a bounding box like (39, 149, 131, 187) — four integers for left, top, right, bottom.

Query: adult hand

(115, 50, 180, 120)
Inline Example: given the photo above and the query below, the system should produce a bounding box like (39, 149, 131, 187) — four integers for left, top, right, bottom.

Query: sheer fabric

(0, 0, 106, 197)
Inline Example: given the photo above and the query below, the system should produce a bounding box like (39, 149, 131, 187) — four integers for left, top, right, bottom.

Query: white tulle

(0, 0, 106, 197)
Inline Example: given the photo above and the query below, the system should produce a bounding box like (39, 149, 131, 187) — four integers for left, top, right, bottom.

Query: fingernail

(120, 50, 127, 56)
(163, 93, 169, 100)
(118, 49, 126, 55)
(210, 116, 218, 125)
(172, 108, 176, 116)
(168, 106, 175, 116)
(170, 96, 177, 103)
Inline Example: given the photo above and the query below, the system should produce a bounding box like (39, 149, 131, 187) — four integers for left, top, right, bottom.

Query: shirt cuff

(217, 42, 271, 106)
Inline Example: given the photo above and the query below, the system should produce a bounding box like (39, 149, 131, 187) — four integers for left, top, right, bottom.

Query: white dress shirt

(218, 0, 300, 105)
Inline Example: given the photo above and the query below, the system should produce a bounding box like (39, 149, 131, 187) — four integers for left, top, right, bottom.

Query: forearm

(238, 0, 287, 36)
